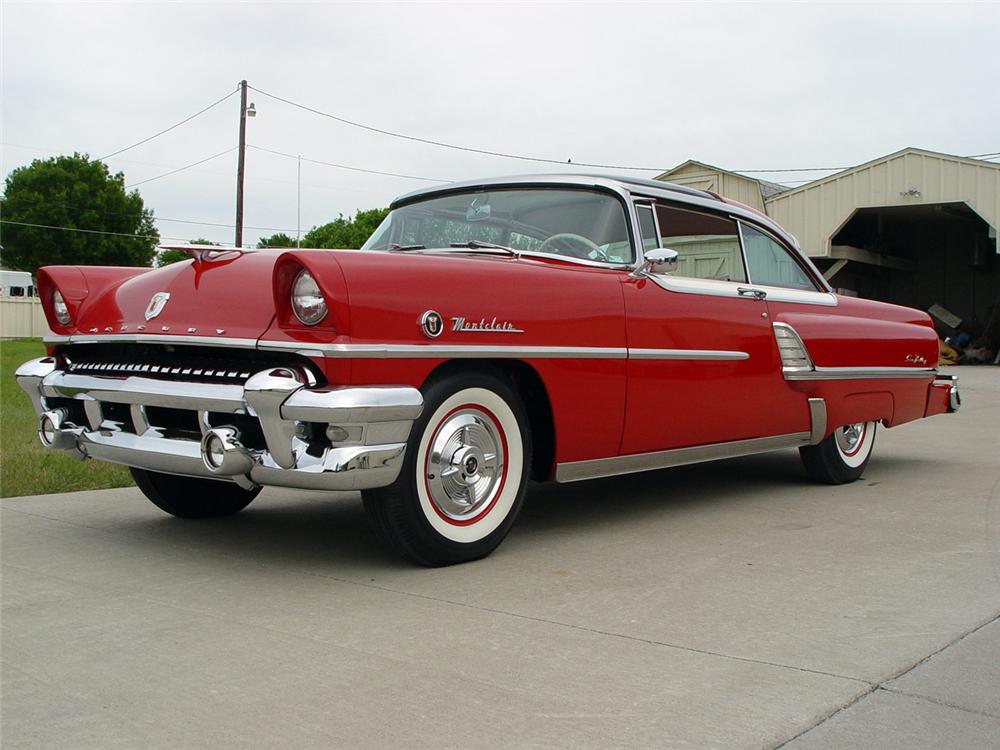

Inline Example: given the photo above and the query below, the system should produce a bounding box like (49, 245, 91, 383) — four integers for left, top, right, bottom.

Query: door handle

(737, 286, 767, 300)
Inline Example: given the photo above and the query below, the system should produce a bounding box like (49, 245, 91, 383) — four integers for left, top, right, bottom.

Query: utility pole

(235, 79, 249, 247)
(297, 154, 302, 248)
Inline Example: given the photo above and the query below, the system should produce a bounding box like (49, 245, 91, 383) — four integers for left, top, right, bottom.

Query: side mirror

(636, 248, 678, 276)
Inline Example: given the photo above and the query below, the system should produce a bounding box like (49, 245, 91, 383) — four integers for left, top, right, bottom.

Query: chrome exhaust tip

(200, 427, 255, 476)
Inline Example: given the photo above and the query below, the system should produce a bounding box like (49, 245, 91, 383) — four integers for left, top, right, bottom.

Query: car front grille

(58, 342, 323, 386)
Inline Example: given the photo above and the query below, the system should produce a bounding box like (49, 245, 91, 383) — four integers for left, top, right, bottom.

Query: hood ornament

(144, 292, 171, 321)
(158, 244, 252, 265)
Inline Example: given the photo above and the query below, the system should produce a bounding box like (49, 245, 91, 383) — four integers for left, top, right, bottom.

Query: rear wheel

(363, 372, 531, 566)
(130, 468, 260, 518)
(799, 421, 877, 485)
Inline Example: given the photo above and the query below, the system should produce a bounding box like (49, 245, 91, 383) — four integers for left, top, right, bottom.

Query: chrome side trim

(48, 334, 750, 363)
(807, 398, 827, 445)
(44, 334, 259, 348)
(785, 366, 937, 381)
(260, 342, 751, 361)
(555, 431, 812, 483)
(628, 349, 749, 361)
(259, 342, 630, 359)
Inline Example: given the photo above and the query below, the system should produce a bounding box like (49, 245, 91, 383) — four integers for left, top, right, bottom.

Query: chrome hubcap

(426, 409, 505, 521)
(836, 423, 865, 454)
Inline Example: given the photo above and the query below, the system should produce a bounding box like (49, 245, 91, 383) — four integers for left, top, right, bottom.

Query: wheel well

(422, 359, 555, 482)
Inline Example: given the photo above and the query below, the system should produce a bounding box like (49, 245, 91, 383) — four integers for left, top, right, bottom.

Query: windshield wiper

(387, 243, 426, 251)
(448, 240, 518, 256)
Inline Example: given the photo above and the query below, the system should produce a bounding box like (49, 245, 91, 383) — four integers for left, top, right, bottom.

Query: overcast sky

(2, 1, 998, 248)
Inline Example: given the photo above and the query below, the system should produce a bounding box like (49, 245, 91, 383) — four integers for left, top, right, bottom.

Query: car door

(620, 200, 809, 455)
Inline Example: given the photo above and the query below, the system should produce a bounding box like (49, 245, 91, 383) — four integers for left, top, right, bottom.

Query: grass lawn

(1, 339, 132, 497)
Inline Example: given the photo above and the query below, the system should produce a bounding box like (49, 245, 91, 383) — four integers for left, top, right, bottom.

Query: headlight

(290, 268, 327, 325)
(52, 289, 72, 325)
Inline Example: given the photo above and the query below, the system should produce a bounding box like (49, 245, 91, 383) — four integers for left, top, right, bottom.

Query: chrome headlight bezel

(52, 289, 72, 325)
(290, 268, 328, 326)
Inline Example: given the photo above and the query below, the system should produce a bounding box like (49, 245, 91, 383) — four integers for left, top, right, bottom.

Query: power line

(97, 87, 239, 161)
(248, 84, 667, 172)
(1, 219, 180, 242)
(967, 151, 1000, 159)
(124, 147, 237, 188)
(249, 143, 446, 182)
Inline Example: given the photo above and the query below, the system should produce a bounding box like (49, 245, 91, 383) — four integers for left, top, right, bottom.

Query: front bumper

(15, 357, 423, 492)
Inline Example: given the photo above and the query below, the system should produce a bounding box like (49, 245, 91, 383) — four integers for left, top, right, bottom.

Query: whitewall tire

(362, 372, 531, 565)
(800, 421, 878, 484)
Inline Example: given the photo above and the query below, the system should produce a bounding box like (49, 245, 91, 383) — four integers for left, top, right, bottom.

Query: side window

(654, 204, 747, 282)
(636, 204, 659, 252)
(740, 224, 818, 290)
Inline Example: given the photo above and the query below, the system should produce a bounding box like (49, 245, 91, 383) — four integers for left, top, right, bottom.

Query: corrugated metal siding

(765, 150, 1000, 257)
(0, 298, 52, 338)
(660, 164, 767, 212)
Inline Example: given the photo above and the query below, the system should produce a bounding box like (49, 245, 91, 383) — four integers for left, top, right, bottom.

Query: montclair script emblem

(144, 292, 171, 321)
(452, 317, 524, 334)
(420, 310, 444, 338)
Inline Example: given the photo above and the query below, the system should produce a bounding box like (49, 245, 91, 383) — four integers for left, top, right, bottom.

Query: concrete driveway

(3, 367, 998, 749)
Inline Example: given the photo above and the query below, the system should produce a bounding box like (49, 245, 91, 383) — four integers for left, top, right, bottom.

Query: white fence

(1, 298, 52, 338)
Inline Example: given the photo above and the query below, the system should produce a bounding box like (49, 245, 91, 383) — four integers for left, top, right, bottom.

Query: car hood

(73, 252, 282, 341)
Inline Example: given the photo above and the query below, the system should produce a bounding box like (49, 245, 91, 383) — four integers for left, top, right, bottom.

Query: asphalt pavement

(2, 366, 998, 749)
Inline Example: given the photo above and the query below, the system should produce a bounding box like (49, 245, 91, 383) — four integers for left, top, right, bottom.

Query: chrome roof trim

(784, 365, 937, 381)
(45, 334, 260, 349)
(391, 173, 713, 207)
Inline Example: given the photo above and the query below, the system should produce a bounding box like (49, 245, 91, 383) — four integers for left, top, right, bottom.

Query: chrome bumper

(15, 357, 422, 492)
(934, 373, 961, 413)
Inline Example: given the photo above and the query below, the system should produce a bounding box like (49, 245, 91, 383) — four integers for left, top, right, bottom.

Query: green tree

(301, 208, 388, 249)
(0, 153, 158, 272)
(157, 238, 219, 267)
(257, 232, 298, 249)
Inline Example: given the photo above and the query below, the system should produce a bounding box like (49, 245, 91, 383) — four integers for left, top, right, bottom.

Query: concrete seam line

(292, 572, 876, 686)
(877, 686, 1000, 720)
(770, 612, 1000, 749)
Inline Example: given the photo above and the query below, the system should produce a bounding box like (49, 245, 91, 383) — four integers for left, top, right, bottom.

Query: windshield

(361, 188, 634, 263)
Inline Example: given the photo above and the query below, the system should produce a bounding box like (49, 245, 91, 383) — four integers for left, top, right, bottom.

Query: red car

(17, 175, 959, 565)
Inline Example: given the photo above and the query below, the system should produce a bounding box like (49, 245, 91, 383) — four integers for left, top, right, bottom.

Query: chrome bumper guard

(15, 357, 423, 492)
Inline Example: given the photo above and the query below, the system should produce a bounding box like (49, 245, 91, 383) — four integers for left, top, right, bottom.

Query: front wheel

(130, 468, 261, 518)
(799, 421, 877, 485)
(363, 372, 532, 566)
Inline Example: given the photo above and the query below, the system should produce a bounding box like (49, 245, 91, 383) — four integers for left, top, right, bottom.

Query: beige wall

(1, 298, 52, 338)
(765, 150, 1000, 257)
(658, 164, 768, 212)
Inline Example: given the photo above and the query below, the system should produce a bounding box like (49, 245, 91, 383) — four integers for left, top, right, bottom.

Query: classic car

(17, 175, 960, 565)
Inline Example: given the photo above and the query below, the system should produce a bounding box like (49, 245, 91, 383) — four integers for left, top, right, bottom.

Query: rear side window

(740, 224, 817, 290)
(654, 204, 747, 283)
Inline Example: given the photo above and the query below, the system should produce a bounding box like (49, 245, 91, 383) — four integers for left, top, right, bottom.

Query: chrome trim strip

(628, 349, 749, 361)
(259, 341, 753, 361)
(555, 431, 812, 483)
(785, 366, 937, 381)
(258, 343, 630, 359)
(45, 334, 260, 348)
(807, 398, 827, 445)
